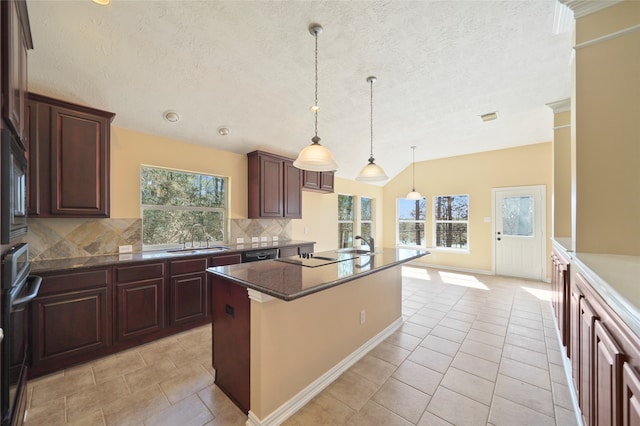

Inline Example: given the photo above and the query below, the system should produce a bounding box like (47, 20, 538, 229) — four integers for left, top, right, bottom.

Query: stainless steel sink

(167, 246, 230, 255)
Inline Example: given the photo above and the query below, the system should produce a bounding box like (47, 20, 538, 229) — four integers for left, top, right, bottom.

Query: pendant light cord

(314, 30, 319, 139)
(412, 146, 416, 191)
(369, 78, 374, 159)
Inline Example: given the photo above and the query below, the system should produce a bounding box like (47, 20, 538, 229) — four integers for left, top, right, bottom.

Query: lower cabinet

(31, 268, 110, 371)
(170, 258, 208, 326)
(569, 271, 640, 426)
(622, 363, 640, 426)
(551, 248, 570, 352)
(114, 262, 165, 341)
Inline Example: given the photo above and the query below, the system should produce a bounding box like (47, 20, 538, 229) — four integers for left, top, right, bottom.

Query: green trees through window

(141, 166, 228, 247)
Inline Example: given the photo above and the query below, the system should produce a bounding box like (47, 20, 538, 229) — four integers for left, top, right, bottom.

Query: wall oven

(1, 129, 28, 244)
(1, 243, 41, 426)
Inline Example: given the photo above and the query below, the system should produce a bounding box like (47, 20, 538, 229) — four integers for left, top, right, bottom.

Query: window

(397, 198, 426, 247)
(140, 166, 228, 248)
(338, 194, 354, 248)
(360, 197, 374, 250)
(434, 195, 468, 249)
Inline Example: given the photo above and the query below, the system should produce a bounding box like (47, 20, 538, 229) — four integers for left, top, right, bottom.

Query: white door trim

(491, 185, 547, 280)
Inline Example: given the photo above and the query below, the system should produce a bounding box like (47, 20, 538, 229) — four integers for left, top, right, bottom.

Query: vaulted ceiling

(26, 0, 572, 182)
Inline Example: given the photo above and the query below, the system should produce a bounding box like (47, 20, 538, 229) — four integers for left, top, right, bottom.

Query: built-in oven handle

(12, 275, 42, 308)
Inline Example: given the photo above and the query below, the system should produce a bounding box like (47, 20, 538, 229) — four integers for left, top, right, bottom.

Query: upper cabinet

(1, 0, 34, 146)
(247, 151, 302, 219)
(302, 170, 334, 193)
(27, 93, 115, 217)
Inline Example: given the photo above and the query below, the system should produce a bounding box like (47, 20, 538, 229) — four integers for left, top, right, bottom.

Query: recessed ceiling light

(92, 0, 110, 5)
(163, 111, 180, 123)
(480, 111, 498, 122)
(217, 127, 230, 136)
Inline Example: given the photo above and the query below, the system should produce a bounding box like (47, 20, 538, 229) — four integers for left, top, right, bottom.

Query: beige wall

(553, 110, 572, 239)
(382, 143, 553, 274)
(573, 1, 640, 255)
(250, 266, 401, 420)
(110, 126, 248, 220)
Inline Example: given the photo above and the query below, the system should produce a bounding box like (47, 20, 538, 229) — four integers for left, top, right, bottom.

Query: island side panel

(212, 275, 251, 413)
(250, 265, 402, 420)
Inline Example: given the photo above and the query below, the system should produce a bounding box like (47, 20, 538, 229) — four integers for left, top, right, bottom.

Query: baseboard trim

(245, 316, 404, 426)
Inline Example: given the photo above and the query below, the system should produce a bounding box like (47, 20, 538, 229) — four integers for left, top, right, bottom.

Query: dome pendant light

(293, 24, 338, 172)
(406, 146, 422, 200)
(356, 76, 388, 182)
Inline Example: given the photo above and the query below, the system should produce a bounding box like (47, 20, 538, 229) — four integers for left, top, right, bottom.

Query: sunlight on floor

(522, 286, 553, 302)
(402, 266, 431, 280)
(438, 271, 490, 290)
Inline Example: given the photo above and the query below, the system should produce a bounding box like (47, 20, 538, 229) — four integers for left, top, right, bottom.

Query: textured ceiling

(26, 0, 572, 182)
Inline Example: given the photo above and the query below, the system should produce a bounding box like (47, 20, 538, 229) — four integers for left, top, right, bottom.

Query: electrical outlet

(251, 237, 259, 243)
(236, 237, 244, 244)
(119, 245, 133, 254)
(272, 236, 279, 241)
(360, 310, 366, 325)
(260, 236, 268, 242)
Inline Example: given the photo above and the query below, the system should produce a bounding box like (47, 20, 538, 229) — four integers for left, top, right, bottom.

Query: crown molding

(559, 0, 623, 19)
(546, 98, 571, 113)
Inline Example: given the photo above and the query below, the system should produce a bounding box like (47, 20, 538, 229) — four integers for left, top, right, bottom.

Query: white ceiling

(26, 0, 572, 183)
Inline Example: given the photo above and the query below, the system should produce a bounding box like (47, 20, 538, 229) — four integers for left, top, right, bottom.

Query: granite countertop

(206, 247, 430, 301)
(552, 239, 640, 337)
(31, 240, 315, 273)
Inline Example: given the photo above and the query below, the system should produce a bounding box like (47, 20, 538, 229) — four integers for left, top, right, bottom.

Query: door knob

(497, 238, 501, 241)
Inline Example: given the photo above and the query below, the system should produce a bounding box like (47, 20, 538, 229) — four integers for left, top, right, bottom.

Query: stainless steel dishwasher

(241, 248, 279, 263)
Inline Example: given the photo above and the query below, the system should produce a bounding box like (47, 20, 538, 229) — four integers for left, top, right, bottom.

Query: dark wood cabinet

(115, 263, 165, 341)
(31, 268, 110, 370)
(594, 320, 624, 426)
(579, 294, 596, 425)
(551, 248, 571, 353)
(1, 0, 33, 145)
(27, 93, 115, 217)
(169, 257, 208, 326)
(247, 151, 302, 219)
(302, 170, 334, 193)
(622, 363, 640, 426)
(211, 275, 251, 413)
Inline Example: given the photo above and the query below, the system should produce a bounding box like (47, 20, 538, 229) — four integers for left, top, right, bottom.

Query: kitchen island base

(211, 265, 403, 425)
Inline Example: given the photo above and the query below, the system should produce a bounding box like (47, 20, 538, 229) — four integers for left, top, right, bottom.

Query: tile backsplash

(22, 218, 292, 260)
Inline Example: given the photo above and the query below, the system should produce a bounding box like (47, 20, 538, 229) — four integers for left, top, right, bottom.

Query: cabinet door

(170, 272, 207, 325)
(259, 155, 283, 217)
(302, 170, 321, 191)
(320, 171, 334, 192)
(622, 363, 640, 426)
(571, 286, 582, 393)
(116, 278, 165, 341)
(283, 160, 302, 218)
(50, 105, 110, 216)
(32, 287, 109, 366)
(593, 320, 624, 426)
(580, 297, 597, 425)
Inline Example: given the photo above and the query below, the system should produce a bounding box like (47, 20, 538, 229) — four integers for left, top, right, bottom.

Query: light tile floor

(25, 266, 579, 425)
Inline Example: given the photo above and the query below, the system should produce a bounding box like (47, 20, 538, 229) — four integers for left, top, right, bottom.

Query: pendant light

(356, 76, 388, 182)
(406, 146, 422, 200)
(293, 24, 338, 172)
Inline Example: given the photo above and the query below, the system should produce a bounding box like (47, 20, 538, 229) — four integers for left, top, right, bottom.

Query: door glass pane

(502, 196, 534, 236)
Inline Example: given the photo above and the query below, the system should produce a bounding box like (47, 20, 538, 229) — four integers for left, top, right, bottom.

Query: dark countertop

(206, 247, 429, 301)
(31, 240, 315, 274)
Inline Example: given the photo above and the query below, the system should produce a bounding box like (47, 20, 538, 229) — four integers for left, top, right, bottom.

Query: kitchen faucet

(188, 223, 209, 248)
(355, 235, 374, 253)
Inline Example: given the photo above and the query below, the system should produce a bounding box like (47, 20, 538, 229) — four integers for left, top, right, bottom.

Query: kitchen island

(206, 247, 428, 426)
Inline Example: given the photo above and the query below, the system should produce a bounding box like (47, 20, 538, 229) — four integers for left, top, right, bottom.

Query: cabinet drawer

(209, 254, 241, 267)
(115, 263, 164, 283)
(170, 257, 207, 275)
(38, 268, 110, 296)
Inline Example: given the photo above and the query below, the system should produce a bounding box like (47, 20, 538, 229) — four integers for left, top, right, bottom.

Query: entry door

(493, 186, 546, 280)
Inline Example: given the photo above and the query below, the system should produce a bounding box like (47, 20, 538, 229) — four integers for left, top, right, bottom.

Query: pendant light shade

(356, 76, 387, 182)
(293, 24, 338, 172)
(406, 146, 422, 199)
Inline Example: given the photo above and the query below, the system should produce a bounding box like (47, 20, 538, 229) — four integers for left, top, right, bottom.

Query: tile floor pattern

(24, 266, 580, 425)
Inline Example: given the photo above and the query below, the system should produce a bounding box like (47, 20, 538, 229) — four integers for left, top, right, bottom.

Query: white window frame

(432, 194, 469, 252)
(359, 196, 375, 250)
(396, 197, 427, 248)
